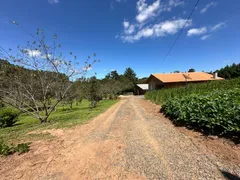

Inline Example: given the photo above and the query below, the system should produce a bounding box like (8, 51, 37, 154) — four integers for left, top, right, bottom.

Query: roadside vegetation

(0, 99, 117, 145)
(145, 78, 240, 139)
(145, 78, 240, 104)
(0, 23, 123, 156)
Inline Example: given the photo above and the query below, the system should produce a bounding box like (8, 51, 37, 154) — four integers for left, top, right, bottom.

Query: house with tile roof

(146, 72, 224, 90)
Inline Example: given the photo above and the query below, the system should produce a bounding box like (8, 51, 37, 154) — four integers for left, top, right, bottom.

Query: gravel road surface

(0, 96, 239, 179)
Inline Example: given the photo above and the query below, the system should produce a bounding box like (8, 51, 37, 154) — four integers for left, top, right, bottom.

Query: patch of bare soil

(0, 96, 239, 179)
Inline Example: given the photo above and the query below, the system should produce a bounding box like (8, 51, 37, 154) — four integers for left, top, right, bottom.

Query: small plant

(0, 140, 31, 156)
(0, 141, 13, 156)
(0, 108, 19, 128)
(14, 142, 31, 154)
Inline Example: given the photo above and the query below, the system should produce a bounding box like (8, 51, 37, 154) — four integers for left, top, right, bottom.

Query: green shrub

(145, 78, 240, 104)
(0, 140, 31, 156)
(14, 142, 31, 154)
(0, 108, 19, 128)
(161, 88, 240, 135)
(0, 140, 13, 156)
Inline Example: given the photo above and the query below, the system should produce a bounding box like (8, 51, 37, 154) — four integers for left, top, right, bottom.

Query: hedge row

(145, 78, 240, 104)
(161, 89, 240, 135)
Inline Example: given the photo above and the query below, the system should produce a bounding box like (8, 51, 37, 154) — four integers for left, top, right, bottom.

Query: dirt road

(0, 96, 239, 179)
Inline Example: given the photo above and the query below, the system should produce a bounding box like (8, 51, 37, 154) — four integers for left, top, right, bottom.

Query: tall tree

(0, 23, 99, 123)
(104, 70, 119, 80)
(110, 70, 120, 80)
(124, 67, 137, 84)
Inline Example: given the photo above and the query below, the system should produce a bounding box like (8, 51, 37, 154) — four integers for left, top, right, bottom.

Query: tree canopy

(216, 63, 240, 79)
(188, 68, 195, 72)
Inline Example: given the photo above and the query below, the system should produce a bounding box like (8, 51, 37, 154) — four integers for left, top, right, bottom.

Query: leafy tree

(87, 76, 102, 108)
(188, 68, 195, 72)
(174, 70, 180, 73)
(124, 67, 137, 84)
(0, 22, 99, 123)
(62, 82, 80, 110)
(123, 67, 137, 92)
(105, 70, 119, 80)
(216, 63, 240, 79)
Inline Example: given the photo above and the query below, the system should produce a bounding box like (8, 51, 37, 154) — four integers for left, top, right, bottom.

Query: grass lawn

(0, 99, 118, 144)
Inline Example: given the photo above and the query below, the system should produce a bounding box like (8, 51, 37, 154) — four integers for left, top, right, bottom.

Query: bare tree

(0, 22, 99, 123)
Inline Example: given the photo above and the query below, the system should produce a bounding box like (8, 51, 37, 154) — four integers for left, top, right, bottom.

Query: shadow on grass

(10, 122, 24, 127)
(221, 170, 240, 180)
(60, 105, 101, 112)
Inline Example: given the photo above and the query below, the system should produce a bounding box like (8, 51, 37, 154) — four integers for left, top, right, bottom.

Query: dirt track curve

(0, 96, 239, 180)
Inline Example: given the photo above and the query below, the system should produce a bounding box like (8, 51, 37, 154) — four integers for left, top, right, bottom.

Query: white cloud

(211, 22, 226, 32)
(160, 0, 184, 12)
(53, 60, 61, 66)
(200, 2, 217, 14)
(116, 0, 127, 3)
(122, 19, 192, 42)
(187, 22, 226, 40)
(48, 0, 59, 4)
(169, 0, 184, 7)
(123, 21, 130, 28)
(82, 66, 92, 71)
(118, 0, 185, 42)
(156, 19, 190, 35)
(24, 49, 42, 57)
(123, 20, 135, 34)
(201, 35, 211, 40)
(187, 27, 207, 36)
(136, 0, 160, 23)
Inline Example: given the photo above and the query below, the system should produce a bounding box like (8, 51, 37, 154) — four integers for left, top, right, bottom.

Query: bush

(145, 78, 240, 104)
(14, 142, 31, 154)
(0, 140, 12, 156)
(0, 140, 31, 156)
(161, 89, 240, 135)
(0, 108, 19, 128)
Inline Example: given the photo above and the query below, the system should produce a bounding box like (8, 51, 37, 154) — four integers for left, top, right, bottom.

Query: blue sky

(0, 0, 239, 78)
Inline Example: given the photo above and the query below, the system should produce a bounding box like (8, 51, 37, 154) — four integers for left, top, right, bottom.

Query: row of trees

(0, 55, 140, 123)
(64, 67, 139, 109)
(216, 63, 240, 79)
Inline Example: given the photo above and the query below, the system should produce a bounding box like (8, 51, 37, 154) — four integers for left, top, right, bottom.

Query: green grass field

(0, 99, 118, 144)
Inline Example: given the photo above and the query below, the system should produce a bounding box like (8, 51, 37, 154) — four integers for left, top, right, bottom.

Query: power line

(160, 0, 200, 65)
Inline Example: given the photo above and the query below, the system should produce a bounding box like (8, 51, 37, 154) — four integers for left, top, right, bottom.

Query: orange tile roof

(148, 72, 224, 83)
